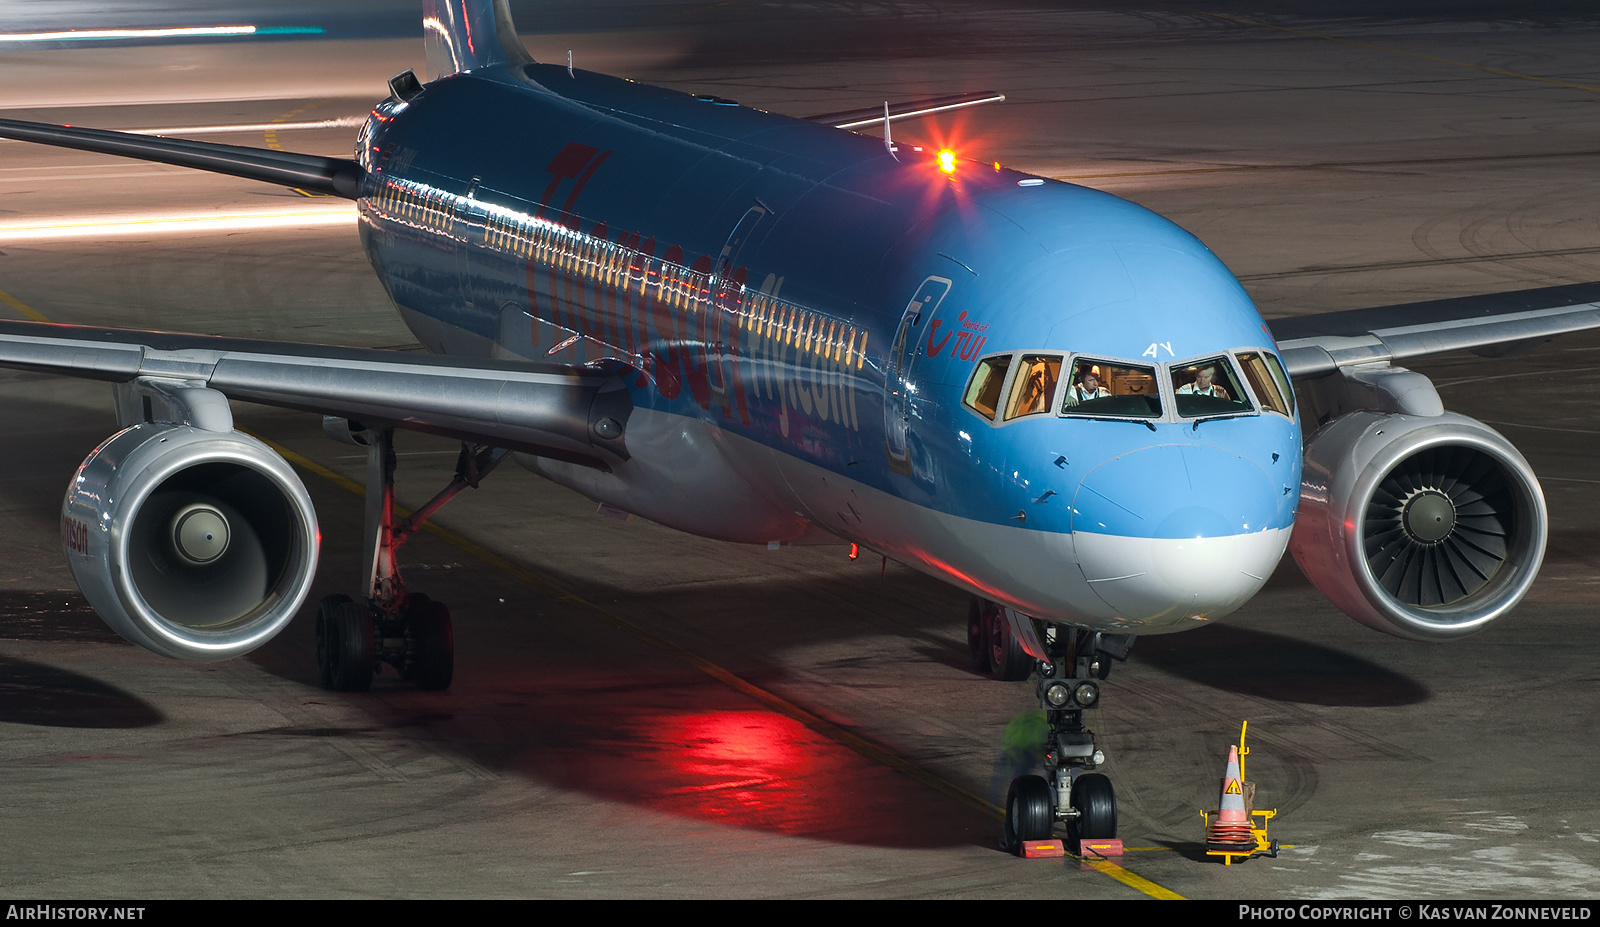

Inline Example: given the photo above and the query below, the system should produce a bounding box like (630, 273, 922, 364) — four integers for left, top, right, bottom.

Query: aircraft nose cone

(1070, 445, 1288, 627)
(1071, 444, 1275, 538)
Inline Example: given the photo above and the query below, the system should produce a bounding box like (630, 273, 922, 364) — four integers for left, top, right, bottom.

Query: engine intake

(62, 423, 319, 661)
(1290, 410, 1546, 640)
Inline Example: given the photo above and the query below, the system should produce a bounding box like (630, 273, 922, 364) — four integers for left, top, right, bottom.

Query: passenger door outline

(885, 275, 952, 470)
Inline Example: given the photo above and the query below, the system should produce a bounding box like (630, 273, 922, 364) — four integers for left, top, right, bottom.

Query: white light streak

(832, 92, 1007, 130)
(0, 26, 257, 43)
(127, 117, 367, 137)
(0, 117, 368, 144)
(0, 205, 357, 242)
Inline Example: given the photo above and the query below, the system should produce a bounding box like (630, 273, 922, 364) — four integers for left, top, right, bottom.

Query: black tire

(405, 595, 454, 691)
(315, 594, 352, 688)
(1002, 775, 1055, 854)
(1067, 773, 1117, 841)
(325, 597, 375, 692)
(988, 605, 1032, 681)
(967, 597, 990, 673)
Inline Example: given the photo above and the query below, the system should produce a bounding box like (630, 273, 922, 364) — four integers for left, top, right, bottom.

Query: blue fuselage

(353, 63, 1303, 633)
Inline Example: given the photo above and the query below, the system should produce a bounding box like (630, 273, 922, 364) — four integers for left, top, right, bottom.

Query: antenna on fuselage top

(883, 102, 898, 161)
(567, 50, 574, 77)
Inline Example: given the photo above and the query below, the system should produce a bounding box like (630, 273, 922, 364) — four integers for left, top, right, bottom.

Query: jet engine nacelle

(1290, 410, 1546, 641)
(61, 423, 319, 661)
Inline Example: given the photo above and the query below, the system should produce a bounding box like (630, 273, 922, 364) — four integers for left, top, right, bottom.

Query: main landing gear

(315, 427, 507, 692)
(971, 598, 1133, 854)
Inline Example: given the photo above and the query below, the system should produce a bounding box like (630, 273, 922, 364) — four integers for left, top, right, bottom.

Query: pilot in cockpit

(1176, 365, 1231, 400)
(1067, 371, 1111, 405)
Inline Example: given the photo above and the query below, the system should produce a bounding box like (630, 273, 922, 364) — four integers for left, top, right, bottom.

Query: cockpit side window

(963, 354, 1014, 421)
(1171, 357, 1253, 418)
(1061, 359, 1162, 418)
(1236, 351, 1292, 418)
(1003, 354, 1063, 421)
(1266, 352, 1294, 414)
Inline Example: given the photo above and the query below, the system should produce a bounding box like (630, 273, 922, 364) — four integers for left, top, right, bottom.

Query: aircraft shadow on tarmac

(238, 566, 997, 848)
(0, 582, 987, 846)
(0, 591, 163, 728)
(1133, 624, 1431, 707)
(263, 656, 996, 848)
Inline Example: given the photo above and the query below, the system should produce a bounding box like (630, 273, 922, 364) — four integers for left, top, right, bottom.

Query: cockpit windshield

(1170, 357, 1252, 418)
(1236, 351, 1293, 418)
(1061, 359, 1161, 418)
(960, 350, 1284, 425)
(1004, 354, 1062, 420)
(963, 354, 1013, 420)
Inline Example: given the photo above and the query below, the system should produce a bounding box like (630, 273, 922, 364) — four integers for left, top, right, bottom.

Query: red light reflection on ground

(503, 687, 989, 848)
(651, 710, 817, 828)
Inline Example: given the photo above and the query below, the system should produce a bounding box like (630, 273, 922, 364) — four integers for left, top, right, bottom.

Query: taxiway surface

(1, 1, 1598, 899)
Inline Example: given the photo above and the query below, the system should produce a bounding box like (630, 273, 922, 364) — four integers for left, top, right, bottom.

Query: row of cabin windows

(742, 294, 869, 371)
(376, 181, 450, 232)
(376, 180, 869, 370)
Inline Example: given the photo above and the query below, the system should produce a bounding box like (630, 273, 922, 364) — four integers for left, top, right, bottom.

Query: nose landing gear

(316, 427, 502, 692)
(980, 601, 1132, 855)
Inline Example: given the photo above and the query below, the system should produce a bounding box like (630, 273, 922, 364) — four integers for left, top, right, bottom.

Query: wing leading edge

(804, 91, 1007, 130)
(1268, 281, 1600, 378)
(0, 117, 364, 198)
(0, 321, 630, 469)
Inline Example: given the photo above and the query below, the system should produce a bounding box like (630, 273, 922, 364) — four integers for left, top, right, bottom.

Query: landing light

(1045, 680, 1100, 709)
(937, 149, 957, 174)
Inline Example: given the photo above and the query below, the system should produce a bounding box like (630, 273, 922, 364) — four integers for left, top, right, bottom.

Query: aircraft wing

(1269, 281, 1600, 378)
(0, 320, 631, 469)
(803, 91, 1006, 130)
(0, 98, 1009, 167)
(0, 117, 363, 198)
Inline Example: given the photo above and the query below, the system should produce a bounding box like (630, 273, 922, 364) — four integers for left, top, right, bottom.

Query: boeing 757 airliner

(1, 0, 1595, 850)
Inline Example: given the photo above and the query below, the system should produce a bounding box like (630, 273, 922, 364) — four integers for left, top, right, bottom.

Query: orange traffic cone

(1206, 744, 1255, 851)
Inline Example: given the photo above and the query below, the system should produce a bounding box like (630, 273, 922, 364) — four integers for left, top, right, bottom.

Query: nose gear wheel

(1003, 775, 1056, 854)
(1067, 772, 1116, 841)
